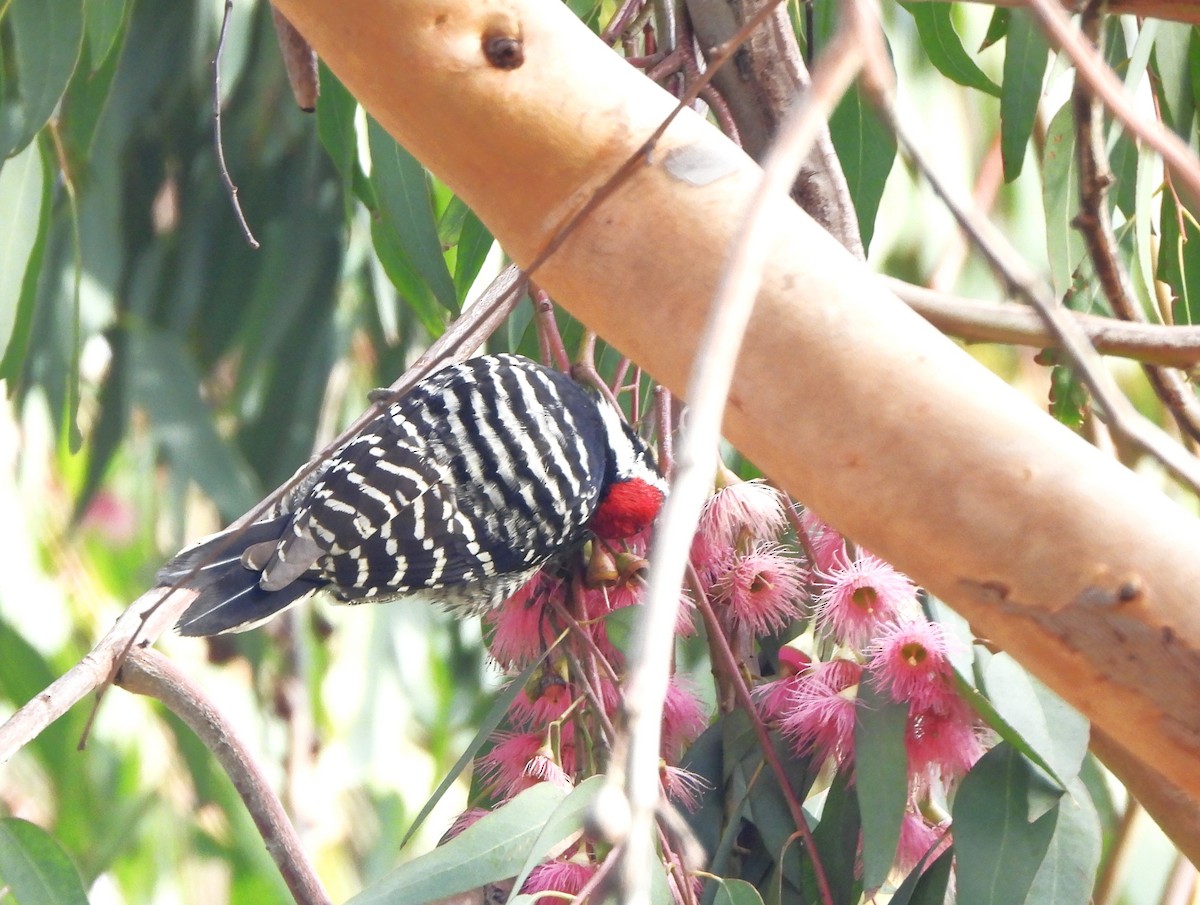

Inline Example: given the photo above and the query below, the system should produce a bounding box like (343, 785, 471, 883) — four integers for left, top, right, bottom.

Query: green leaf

(316, 61, 359, 222)
(0, 137, 45, 366)
(802, 767, 861, 905)
(828, 83, 896, 253)
(453, 207, 495, 302)
(0, 0, 85, 158)
(1001, 9, 1049, 182)
(1042, 102, 1085, 299)
(346, 781, 571, 905)
(855, 678, 909, 892)
(889, 835, 951, 905)
(952, 743, 1060, 905)
(1048, 360, 1088, 429)
(982, 653, 1088, 797)
(902, 3, 1001, 97)
(129, 329, 261, 519)
(0, 818, 90, 905)
(1024, 777, 1102, 905)
(711, 877, 766, 905)
(979, 8, 1010, 53)
(83, 0, 127, 69)
(399, 654, 551, 851)
(953, 672, 1066, 794)
(1152, 23, 1196, 137)
(367, 118, 459, 313)
(907, 848, 954, 905)
(510, 776, 604, 895)
(369, 217, 449, 337)
(1159, 183, 1200, 323)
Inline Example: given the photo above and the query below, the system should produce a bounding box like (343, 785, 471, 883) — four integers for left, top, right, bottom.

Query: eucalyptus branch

(1068, 1, 1200, 445)
(685, 0, 865, 258)
(890, 278, 1200, 369)
(116, 648, 330, 905)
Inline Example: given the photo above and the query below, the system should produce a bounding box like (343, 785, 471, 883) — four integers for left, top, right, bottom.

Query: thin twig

(213, 0, 260, 249)
(687, 563, 830, 897)
(1068, 1, 1200, 444)
(116, 648, 331, 905)
(607, 3, 871, 902)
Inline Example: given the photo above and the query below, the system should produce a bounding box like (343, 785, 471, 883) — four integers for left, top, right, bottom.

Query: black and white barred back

(161, 354, 666, 636)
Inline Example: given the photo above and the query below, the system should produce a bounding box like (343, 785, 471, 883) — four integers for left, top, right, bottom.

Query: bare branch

(868, 72, 1200, 493)
(904, 0, 1200, 28)
(117, 648, 331, 905)
(890, 278, 1200, 369)
(214, 0, 260, 249)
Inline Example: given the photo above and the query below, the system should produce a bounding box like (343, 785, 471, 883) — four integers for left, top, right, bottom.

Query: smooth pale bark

(271, 0, 1200, 804)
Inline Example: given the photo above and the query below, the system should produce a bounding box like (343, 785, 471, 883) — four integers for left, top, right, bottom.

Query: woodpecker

(160, 354, 667, 636)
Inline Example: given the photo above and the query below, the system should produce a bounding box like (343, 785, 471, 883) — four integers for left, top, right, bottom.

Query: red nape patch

(590, 479, 665, 540)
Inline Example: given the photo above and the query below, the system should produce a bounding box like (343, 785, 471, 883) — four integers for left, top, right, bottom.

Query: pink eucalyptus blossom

(896, 810, 949, 875)
(814, 555, 916, 647)
(710, 544, 806, 637)
(486, 574, 563, 668)
(753, 646, 813, 723)
(781, 659, 862, 767)
(479, 728, 577, 799)
(697, 473, 788, 551)
(661, 764, 712, 812)
(521, 860, 597, 904)
(800, 510, 849, 573)
(868, 620, 960, 714)
(906, 697, 985, 787)
(662, 677, 709, 761)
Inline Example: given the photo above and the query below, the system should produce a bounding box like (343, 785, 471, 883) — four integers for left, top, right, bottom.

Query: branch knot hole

(483, 28, 524, 69)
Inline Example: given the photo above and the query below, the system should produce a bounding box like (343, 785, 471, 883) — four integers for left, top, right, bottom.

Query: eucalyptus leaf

(368, 118, 459, 312)
(0, 0, 85, 158)
(711, 877, 766, 905)
(855, 678, 909, 892)
(1152, 22, 1196, 136)
(1024, 777, 1102, 905)
(400, 654, 552, 851)
(953, 744, 1059, 905)
(129, 329, 261, 519)
(0, 139, 45, 365)
(828, 83, 895, 252)
(1001, 9, 1049, 182)
(0, 818, 89, 905)
(902, 3, 1001, 97)
(1042, 102, 1086, 299)
(983, 653, 1088, 795)
(346, 781, 571, 905)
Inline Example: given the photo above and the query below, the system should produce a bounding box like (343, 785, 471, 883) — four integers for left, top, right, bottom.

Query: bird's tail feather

(158, 517, 323, 636)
